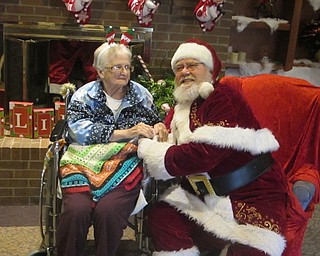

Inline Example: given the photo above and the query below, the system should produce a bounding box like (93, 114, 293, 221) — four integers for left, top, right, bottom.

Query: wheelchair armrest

(50, 119, 67, 142)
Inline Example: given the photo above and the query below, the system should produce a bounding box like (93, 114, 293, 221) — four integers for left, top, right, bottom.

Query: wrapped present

(9, 101, 33, 138)
(55, 102, 66, 122)
(0, 107, 4, 138)
(33, 108, 54, 138)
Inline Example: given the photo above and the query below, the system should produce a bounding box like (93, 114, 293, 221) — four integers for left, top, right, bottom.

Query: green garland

(137, 75, 175, 119)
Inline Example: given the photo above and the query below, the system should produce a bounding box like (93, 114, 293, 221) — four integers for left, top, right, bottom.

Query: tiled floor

(0, 204, 320, 256)
(0, 205, 144, 256)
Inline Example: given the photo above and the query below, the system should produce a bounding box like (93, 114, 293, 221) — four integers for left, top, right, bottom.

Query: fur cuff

(152, 246, 200, 256)
(138, 138, 175, 180)
(187, 126, 279, 155)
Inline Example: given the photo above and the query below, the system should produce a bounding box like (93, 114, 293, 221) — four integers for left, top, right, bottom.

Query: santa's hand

(137, 138, 160, 159)
(153, 122, 168, 142)
(138, 138, 174, 180)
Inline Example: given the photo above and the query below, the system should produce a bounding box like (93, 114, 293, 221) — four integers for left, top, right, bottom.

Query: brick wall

(0, 137, 50, 205)
(0, 0, 234, 80)
(0, 0, 234, 205)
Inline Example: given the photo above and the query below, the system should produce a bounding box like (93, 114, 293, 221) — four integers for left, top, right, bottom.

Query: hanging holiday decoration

(128, 0, 160, 27)
(194, 0, 225, 32)
(63, 0, 92, 25)
(120, 29, 135, 45)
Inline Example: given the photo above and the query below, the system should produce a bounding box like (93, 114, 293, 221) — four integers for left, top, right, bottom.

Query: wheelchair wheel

(28, 250, 47, 256)
(28, 248, 55, 256)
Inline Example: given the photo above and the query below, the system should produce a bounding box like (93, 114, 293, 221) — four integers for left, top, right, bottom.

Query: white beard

(173, 82, 200, 104)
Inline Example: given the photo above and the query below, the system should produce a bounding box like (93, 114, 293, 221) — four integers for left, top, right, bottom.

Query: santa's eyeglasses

(173, 62, 203, 74)
(104, 65, 134, 72)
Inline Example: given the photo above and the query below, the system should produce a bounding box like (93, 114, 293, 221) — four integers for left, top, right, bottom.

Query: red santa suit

(138, 40, 288, 256)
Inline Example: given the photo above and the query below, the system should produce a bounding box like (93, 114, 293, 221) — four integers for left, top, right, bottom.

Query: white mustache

(179, 76, 194, 83)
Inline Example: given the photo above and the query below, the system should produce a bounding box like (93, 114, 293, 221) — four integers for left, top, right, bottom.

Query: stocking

(63, 0, 92, 25)
(194, 0, 225, 32)
(128, 0, 160, 27)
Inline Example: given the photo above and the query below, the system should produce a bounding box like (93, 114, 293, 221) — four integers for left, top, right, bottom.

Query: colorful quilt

(59, 141, 141, 202)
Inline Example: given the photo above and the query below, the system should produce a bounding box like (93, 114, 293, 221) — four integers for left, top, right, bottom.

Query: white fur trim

(138, 138, 174, 180)
(152, 246, 200, 256)
(161, 186, 286, 256)
(171, 102, 193, 145)
(199, 82, 214, 99)
(187, 125, 279, 155)
(171, 43, 213, 70)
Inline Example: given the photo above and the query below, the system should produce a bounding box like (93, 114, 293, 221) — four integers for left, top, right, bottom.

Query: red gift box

(9, 101, 33, 138)
(33, 108, 54, 139)
(55, 102, 66, 122)
(0, 107, 4, 138)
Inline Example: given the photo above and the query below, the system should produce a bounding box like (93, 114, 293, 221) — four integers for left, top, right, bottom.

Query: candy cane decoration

(136, 55, 153, 82)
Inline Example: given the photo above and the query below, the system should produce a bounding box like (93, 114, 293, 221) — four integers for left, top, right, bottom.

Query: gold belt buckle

(187, 175, 216, 196)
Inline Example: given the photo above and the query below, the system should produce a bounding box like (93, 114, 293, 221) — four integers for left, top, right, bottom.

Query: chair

(220, 74, 320, 256)
(29, 89, 155, 256)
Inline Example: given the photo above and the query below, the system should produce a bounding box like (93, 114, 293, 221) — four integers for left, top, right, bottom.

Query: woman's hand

(153, 122, 168, 142)
(128, 122, 155, 139)
(110, 122, 168, 142)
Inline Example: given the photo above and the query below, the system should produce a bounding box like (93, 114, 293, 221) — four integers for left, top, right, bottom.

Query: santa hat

(171, 39, 222, 81)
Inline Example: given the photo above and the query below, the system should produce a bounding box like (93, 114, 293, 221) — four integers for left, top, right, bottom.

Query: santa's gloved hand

(138, 138, 174, 180)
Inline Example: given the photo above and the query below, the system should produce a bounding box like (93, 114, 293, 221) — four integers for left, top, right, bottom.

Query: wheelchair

(28, 89, 158, 256)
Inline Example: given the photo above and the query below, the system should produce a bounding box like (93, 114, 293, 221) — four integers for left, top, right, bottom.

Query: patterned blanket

(59, 142, 141, 202)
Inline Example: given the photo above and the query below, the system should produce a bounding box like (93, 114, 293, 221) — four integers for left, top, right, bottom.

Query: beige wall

(0, 0, 233, 80)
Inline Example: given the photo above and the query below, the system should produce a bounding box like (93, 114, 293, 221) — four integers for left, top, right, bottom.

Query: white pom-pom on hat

(199, 82, 214, 99)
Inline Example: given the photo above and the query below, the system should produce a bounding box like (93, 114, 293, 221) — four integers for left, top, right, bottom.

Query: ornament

(128, 0, 160, 27)
(194, 0, 225, 32)
(63, 0, 92, 25)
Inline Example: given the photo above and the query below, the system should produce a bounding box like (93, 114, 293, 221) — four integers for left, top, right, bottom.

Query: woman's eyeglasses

(173, 62, 203, 74)
(104, 65, 134, 72)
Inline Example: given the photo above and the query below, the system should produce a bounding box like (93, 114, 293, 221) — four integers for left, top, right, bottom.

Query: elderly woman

(56, 42, 167, 256)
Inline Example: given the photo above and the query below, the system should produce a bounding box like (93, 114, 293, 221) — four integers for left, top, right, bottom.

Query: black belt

(188, 153, 274, 197)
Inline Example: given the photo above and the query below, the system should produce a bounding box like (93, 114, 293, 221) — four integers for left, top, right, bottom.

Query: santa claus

(137, 39, 288, 255)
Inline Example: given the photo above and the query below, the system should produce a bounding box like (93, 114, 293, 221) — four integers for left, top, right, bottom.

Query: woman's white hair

(93, 43, 132, 71)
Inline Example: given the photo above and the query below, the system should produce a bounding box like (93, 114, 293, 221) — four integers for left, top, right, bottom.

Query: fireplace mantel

(3, 23, 153, 110)
(3, 23, 153, 61)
